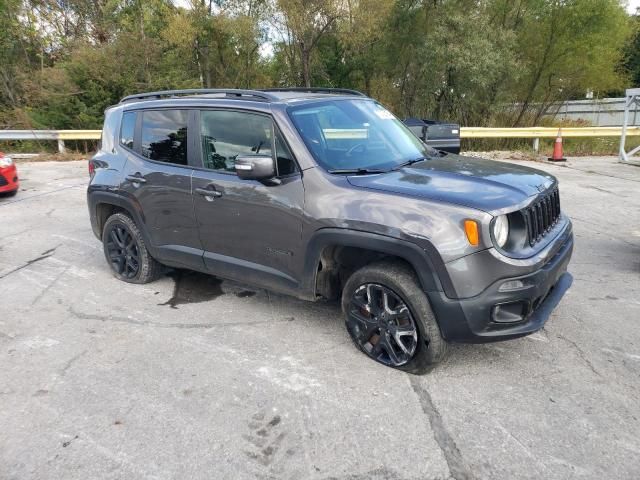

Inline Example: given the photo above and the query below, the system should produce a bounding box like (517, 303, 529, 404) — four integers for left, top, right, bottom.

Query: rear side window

(120, 111, 136, 149)
(200, 110, 272, 173)
(141, 110, 188, 165)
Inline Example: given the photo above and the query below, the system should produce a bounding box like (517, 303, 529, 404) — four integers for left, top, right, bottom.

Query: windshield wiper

(327, 168, 389, 175)
(392, 156, 428, 170)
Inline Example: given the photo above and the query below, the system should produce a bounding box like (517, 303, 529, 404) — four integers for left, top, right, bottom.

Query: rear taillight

(88, 159, 95, 177)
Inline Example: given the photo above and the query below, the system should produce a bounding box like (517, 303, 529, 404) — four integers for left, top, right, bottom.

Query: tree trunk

(0, 69, 17, 107)
(300, 44, 311, 87)
(513, 13, 557, 127)
(195, 39, 205, 88)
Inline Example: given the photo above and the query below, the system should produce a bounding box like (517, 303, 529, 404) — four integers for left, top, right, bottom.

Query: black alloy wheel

(105, 224, 140, 279)
(102, 213, 162, 284)
(346, 283, 419, 367)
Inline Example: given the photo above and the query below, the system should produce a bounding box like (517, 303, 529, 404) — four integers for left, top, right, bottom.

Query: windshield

(287, 99, 438, 172)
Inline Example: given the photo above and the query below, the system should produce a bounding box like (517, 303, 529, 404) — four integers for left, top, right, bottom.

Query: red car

(0, 152, 19, 196)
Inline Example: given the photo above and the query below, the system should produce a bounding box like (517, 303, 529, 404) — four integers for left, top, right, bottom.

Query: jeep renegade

(87, 88, 573, 374)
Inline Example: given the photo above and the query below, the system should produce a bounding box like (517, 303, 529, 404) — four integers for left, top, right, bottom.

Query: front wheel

(341, 260, 447, 374)
(102, 213, 162, 284)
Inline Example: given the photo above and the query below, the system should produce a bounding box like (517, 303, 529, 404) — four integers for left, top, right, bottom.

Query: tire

(102, 213, 162, 284)
(341, 260, 447, 374)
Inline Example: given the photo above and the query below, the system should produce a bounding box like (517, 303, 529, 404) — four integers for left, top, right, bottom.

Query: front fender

(300, 228, 457, 299)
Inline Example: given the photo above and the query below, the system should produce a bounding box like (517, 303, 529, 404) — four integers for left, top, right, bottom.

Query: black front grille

(523, 188, 561, 246)
(0, 175, 7, 187)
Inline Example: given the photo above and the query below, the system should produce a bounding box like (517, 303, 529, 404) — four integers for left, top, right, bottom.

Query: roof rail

(262, 87, 367, 97)
(119, 89, 278, 104)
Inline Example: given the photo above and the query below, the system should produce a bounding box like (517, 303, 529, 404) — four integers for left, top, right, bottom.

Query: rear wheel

(341, 260, 447, 374)
(102, 213, 162, 284)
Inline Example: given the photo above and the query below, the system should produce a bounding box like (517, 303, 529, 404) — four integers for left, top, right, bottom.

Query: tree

(0, 0, 636, 132)
(273, 0, 343, 87)
(623, 11, 640, 88)
(511, 0, 631, 125)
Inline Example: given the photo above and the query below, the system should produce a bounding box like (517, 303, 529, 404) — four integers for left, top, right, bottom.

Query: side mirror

(235, 154, 276, 180)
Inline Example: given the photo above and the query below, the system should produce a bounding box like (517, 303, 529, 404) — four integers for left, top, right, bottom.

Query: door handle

(126, 174, 147, 184)
(195, 187, 222, 199)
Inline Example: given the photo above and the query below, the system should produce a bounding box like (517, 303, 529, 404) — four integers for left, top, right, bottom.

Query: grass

(1, 139, 98, 155)
(462, 135, 640, 157)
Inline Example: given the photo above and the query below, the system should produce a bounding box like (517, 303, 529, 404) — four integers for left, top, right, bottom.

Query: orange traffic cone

(548, 129, 567, 162)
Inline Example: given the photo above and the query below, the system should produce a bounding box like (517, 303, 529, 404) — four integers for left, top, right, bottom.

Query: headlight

(492, 215, 509, 247)
(0, 155, 13, 167)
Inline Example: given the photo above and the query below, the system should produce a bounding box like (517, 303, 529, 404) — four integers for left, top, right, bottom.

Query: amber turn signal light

(464, 220, 479, 246)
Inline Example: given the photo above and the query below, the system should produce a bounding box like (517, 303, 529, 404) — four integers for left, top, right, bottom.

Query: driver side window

(200, 110, 273, 173)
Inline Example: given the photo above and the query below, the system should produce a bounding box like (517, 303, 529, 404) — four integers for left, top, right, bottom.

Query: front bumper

(428, 226, 574, 343)
(0, 165, 19, 193)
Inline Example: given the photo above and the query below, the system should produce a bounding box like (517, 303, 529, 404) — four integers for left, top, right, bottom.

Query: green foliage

(0, 0, 635, 132)
(509, 0, 632, 125)
(623, 11, 640, 88)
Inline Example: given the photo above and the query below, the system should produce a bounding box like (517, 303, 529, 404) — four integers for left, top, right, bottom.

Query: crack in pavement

(60, 350, 88, 376)
(569, 216, 639, 247)
(557, 164, 640, 183)
(0, 228, 34, 241)
(555, 333, 601, 377)
(31, 246, 95, 306)
(0, 183, 85, 206)
(0, 246, 59, 280)
(583, 185, 619, 195)
(68, 306, 296, 330)
(31, 264, 71, 306)
(409, 376, 475, 480)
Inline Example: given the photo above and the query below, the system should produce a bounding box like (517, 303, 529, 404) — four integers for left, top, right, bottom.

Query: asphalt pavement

(0, 156, 639, 480)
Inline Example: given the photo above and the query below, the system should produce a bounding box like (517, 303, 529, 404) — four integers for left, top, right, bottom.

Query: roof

(118, 88, 367, 105)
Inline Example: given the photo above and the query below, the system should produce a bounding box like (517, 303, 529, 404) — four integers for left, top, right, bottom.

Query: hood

(346, 154, 556, 213)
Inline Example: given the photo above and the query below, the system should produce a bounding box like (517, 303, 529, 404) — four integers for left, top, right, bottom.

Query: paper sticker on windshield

(374, 108, 395, 120)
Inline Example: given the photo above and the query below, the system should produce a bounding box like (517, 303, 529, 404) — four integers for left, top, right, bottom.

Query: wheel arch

(88, 191, 152, 247)
(302, 228, 455, 300)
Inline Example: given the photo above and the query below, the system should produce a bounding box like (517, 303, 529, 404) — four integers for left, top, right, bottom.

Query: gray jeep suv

(87, 88, 573, 374)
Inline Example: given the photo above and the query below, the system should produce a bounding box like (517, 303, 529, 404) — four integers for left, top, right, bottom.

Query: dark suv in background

(88, 88, 573, 374)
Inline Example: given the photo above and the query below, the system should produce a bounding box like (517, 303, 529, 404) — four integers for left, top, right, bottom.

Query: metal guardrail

(620, 88, 640, 163)
(461, 125, 640, 156)
(460, 126, 640, 138)
(0, 126, 639, 153)
(0, 130, 101, 140)
(0, 130, 101, 153)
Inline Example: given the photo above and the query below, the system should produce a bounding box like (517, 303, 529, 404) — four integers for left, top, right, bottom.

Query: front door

(119, 108, 202, 268)
(191, 109, 305, 294)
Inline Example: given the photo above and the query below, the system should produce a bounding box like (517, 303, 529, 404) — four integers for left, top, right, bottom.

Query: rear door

(191, 108, 305, 294)
(119, 108, 203, 268)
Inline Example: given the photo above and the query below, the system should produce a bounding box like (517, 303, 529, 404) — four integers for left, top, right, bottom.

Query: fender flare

(301, 228, 457, 298)
(87, 189, 156, 255)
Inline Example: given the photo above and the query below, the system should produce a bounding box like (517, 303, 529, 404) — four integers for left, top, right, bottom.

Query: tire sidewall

(341, 262, 446, 374)
(102, 213, 154, 284)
